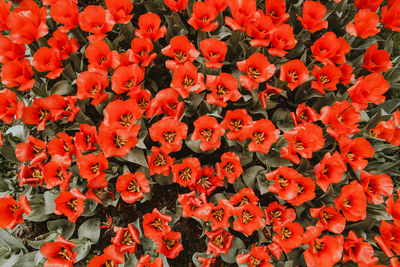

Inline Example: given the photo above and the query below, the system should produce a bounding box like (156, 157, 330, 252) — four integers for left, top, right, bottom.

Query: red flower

(50, 0, 79, 32)
(0, 195, 31, 229)
(220, 109, 252, 141)
(103, 99, 142, 129)
(48, 30, 79, 60)
(111, 64, 144, 95)
(310, 205, 346, 234)
(311, 64, 342, 94)
(149, 118, 188, 154)
(127, 38, 157, 67)
(43, 161, 72, 191)
(17, 164, 44, 186)
(205, 229, 233, 256)
(40, 235, 77, 267)
(146, 88, 184, 120)
(116, 172, 150, 204)
(264, 202, 296, 226)
(290, 103, 320, 127)
(381, 1, 400, 32)
(146, 146, 175, 176)
(233, 203, 264, 236)
(172, 157, 201, 187)
(161, 36, 200, 71)
(143, 208, 172, 240)
(105, 0, 133, 24)
(311, 32, 350, 65)
(48, 132, 75, 167)
(111, 224, 140, 254)
(86, 40, 120, 74)
(346, 9, 380, 38)
(362, 44, 393, 73)
(0, 35, 26, 64)
(130, 89, 152, 114)
(265, 0, 290, 25)
(225, 0, 257, 31)
(355, 0, 384, 11)
(339, 136, 374, 170)
(279, 59, 309, 91)
(370, 110, 400, 146)
(190, 166, 223, 196)
(303, 235, 344, 267)
(258, 85, 283, 109)
(78, 5, 115, 42)
(339, 64, 355, 85)
(343, 231, 377, 265)
(247, 10, 274, 47)
(236, 245, 273, 267)
(215, 152, 243, 184)
(287, 175, 315, 206)
(74, 124, 98, 157)
(1, 59, 35, 91)
(268, 24, 297, 57)
(98, 124, 139, 158)
(229, 187, 259, 207)
(320, 100, 361, 136)
(192, 115, 225, 151)
(6, 0, 48, 44)
(0, 0, 11, 31)
(272, 221, 304, 253)
(378, 220, 400, 255)
(32, 47, 64, 79)
(88, 245, 125, 267)
(198, 256, 216, 267)
(237, 52, 276, 90)
(248, 119, 279, 153)
(137, 255, 163, 267)
(206, 73, 241, 107)
(76, 71, 109, 106)
(360, 170, 393, 205)
(205, 0, 228, 13)
(297, 1, 328, 33)
(314, 151, 347, 192)
(209, 199, 232, 231)
(200, 38, 227, 69)
(334, 181, 367, 221)
(54, 188, 86, 223)
(188, 2, 218, 32)
(178, 192, 212, 221)
(77, 153, 108, 189)
(170, 62, 206, 98)
(266, 167, 302, 202)
(155, 231, 183, 259)
(15, 135, 47, 166)
(281, 123, 324, 164)
(135, 12, 167, 41)
(164, 0, 188, 12)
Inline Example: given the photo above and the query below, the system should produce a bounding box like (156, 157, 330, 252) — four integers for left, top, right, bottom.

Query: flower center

(212, 208, 224, 221)
(241, 210, 253, 224)
(212, 234, 224, 248)
(216, 84, 229, 97)
(312, 241, 325, 254)
(56, 169, 65, 180)
(288, 71, 298, 80)
(197, 176, 212, 188)
(58, 248, 71, 260)
(39, 109, 49, 121)
(346, 152, 355, 160)
(138, 50, 147, 57)
(278, 176, 289, 187)
(124, 80, 135, 89)
(105, 260, 115, 267)
(121, 230, 134, 245)
(174, 51, 187, 62)
(280, 227, 292, 239)
(32, 169, 43, 178)
(247, 67, 261, 79)
(342, 198, 351, 208)
(223, 162, 234, 174)
(67, 198, 78, 211)
(154, 153, 167, 166)
(294, 140, 304, 150)
(200, 128, 214, 141)
(128, 179, 141, 192)
(321, 211, 333, 223)
(64, 143, 71, 152)
(150, 217, 164, 231)
(114, 134, 128, 148)
(269, 210, 282, 219)
(179, 168, 192, 181)
(99, 57, 107, 64)
(201, 16, 209, 22)
(138, 98, 148, 110)
(239, 196, 250, 206)
(253, 132, 265, 144)
(369, 129, 378, 138)
(163, 131, 176, 143)
(297, 184, 304, 195)
(10, 204, 21, 213)
(250, 256, 262, 267)
(183, 76, 195, 87)
(90, 85, 99, 95)
(164, 239, 176, 250)
(33, 145, 44, 155)
(229, 119, 242, 130)
(91, 163, 100, 174)
(319, 75, 330, 84)
(120, 113, 133, 127)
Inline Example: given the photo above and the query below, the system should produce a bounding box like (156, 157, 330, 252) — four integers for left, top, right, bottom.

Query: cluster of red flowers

(0, 0, 399, 266)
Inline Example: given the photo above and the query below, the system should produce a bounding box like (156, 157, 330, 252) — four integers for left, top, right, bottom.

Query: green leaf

(122, 147, 148, 167)
(78, 217, 101, 243)
(72, 238, 92, 262)
(47, 219, 76, 239)
(50, 80, 74, 96)
(26, 194, 51, 222)
(5, 125, 25, 141)
(242, 166, 265, 188)
(44, 190, 59, 215)
(219, 237, 245, 264)
(0, 229, 27, 251)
